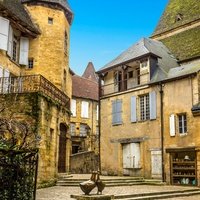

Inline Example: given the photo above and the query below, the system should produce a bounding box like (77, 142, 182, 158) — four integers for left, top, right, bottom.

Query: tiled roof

(152, 0, 200, 37)
(21, 0, 73, 25)
(0, 0, 40, 34)
(160, 26, 200, 62)
(97, 38, 178, 77)
(72, 75, 99, 101)
(82, 62, 98, 83)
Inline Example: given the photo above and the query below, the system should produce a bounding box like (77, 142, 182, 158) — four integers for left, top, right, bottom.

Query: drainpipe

(160, 83, 165, 182)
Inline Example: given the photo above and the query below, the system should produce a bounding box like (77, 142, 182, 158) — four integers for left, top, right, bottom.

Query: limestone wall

(70, 151, 99, 174)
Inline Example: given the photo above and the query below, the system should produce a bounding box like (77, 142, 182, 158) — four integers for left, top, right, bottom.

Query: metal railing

(0, 75, 70, 106)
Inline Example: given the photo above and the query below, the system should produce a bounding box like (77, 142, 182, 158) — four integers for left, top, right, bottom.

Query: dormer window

(140, 59, 148, 68)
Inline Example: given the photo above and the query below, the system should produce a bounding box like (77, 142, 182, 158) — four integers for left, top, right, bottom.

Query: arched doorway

(58, 123, 67, 173)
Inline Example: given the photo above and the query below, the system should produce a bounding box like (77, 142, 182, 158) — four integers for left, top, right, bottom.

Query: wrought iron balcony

(0, 75, 70, 107)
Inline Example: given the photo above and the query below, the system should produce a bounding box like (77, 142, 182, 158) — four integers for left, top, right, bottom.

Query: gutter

(159, 83, 165, 182)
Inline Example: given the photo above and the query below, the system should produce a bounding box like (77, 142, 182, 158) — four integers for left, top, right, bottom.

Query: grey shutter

(116, 100, 122, 124)
(19, 37, 29, 65)
(7, 25, 13, 57)
(112, 101, 116, 125)
(0, 17, 9, 51)
(150, 91, 157, 120)
(131, 96, 137, 122)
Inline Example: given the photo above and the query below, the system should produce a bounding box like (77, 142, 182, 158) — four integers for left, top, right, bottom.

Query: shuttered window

(150, 91, 157, 120)
(7, 26, 13, 57)
(96, 104, 99, 121)
(169, 114, 176, 136)
(112, 99, 122, 125)
(81, 101, 89, 118)
(0, 16, 9, 51)
(80, 124, 87, 137)
(131, 96, 137, 122)
(70, 123, 76, 136)
(19, 37, 29, 65)
(71, 99, 76, 117)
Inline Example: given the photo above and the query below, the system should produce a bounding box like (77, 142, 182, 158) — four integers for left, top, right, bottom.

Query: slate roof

(0, 0, 40, 34)
(21, 0, 73, 25)
(152, 0, 200, 37)
(151, 60, 200, 84)
(160, 26, 200, 62)
(82, 62, 98, 83)
(97, 38, 178, 80)
(72, 75, 99, 101)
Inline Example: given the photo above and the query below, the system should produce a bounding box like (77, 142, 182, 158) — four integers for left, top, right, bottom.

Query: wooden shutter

(112, 101, 117, 124)
(71, 99, 76, 117)
(0, 66, 3, 93)
(81, 101, 89, 118)
(96, 104, 99, 121)
(0, 17, 9, 51)
(7, 26, 13, 57)
(19, 37, 29, 65)
(150, 91, 157, 120)
(131, 96, 137, 122)
(169, 114, 176, 136)
(116, 100, 122, 123)
(130, 143, 140, 168)
(0, 66, 3, 78)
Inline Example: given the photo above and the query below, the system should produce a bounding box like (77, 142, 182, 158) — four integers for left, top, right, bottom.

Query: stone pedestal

(70, 194, 114, 200)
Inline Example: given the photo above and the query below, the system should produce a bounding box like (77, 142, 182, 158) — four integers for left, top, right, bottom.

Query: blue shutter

(150, 91, 157, 120)
(112, 101, 116, 124)
(116, 100, 122, 124)
(131, 96, 137, 122)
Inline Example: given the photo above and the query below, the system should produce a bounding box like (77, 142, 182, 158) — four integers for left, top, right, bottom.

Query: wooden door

(151, 150, 162, 178)
(58, 124, 67, 173)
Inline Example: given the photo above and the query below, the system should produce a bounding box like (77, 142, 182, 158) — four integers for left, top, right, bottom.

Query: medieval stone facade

(0, 0, 73, 185)
(97, 0, 200, 186)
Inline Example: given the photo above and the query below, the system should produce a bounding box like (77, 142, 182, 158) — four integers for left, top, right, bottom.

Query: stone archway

(58, 123, 67, 173)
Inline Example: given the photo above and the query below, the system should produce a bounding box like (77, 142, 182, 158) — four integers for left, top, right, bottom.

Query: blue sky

(68, 0, 168, 75)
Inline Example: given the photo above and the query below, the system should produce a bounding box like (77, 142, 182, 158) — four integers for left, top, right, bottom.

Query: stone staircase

(114, 189, 200, 199)
(57, 174, 163, 187)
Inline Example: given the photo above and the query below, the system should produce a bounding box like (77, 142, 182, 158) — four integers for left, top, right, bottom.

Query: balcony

(0, 75, 70, 107)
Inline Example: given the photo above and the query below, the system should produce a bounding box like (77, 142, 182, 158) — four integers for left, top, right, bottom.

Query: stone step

(115, 189, 200, 200)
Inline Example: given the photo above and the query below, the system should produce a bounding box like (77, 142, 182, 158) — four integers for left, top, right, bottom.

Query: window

(71, 99, 76, 117)
(112, 99, 122, 125)
(140, 59, 148, 68)
(70, 123, 76, 136)
(28, 58, 34, 69)
(178, 114, 187, 134)
(48, 17, 53, 24)
(80, 124, 87, 137)
(96, 104, 99, 121)
(64, 31, 68, 54)
(128, 71, 133, 79)
(12, 37, 18, 62)
(140, 94, 150, 121)
(81, 101, 89, 118)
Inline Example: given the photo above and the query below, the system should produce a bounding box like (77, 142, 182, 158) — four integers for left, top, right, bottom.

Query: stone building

(151, 0, 200, 186)
(97, 0, 200, 186)
(70, 62, 99, 154)
(0, 0, 73, 185)
(70, 62, 99, 173)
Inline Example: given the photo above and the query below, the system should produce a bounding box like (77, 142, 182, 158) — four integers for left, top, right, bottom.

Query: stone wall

(70, 151, 99, 174)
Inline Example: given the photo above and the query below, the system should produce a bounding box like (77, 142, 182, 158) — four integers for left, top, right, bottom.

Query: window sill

(179, 133, 188, 137)
(124, 167, 142, 170)
(112, 123, 122, 126)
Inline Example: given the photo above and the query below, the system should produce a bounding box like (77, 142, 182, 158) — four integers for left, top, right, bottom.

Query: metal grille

(0, 149, 38, 200)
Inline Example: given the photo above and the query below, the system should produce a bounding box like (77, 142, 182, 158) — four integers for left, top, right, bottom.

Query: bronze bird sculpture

(79, 171, 97, 195)
(96, 171, 105, 195)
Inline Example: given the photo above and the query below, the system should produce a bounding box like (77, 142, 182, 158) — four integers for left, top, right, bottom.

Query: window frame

(139, 94, 150, 121)
(178, 113, 187, 134)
